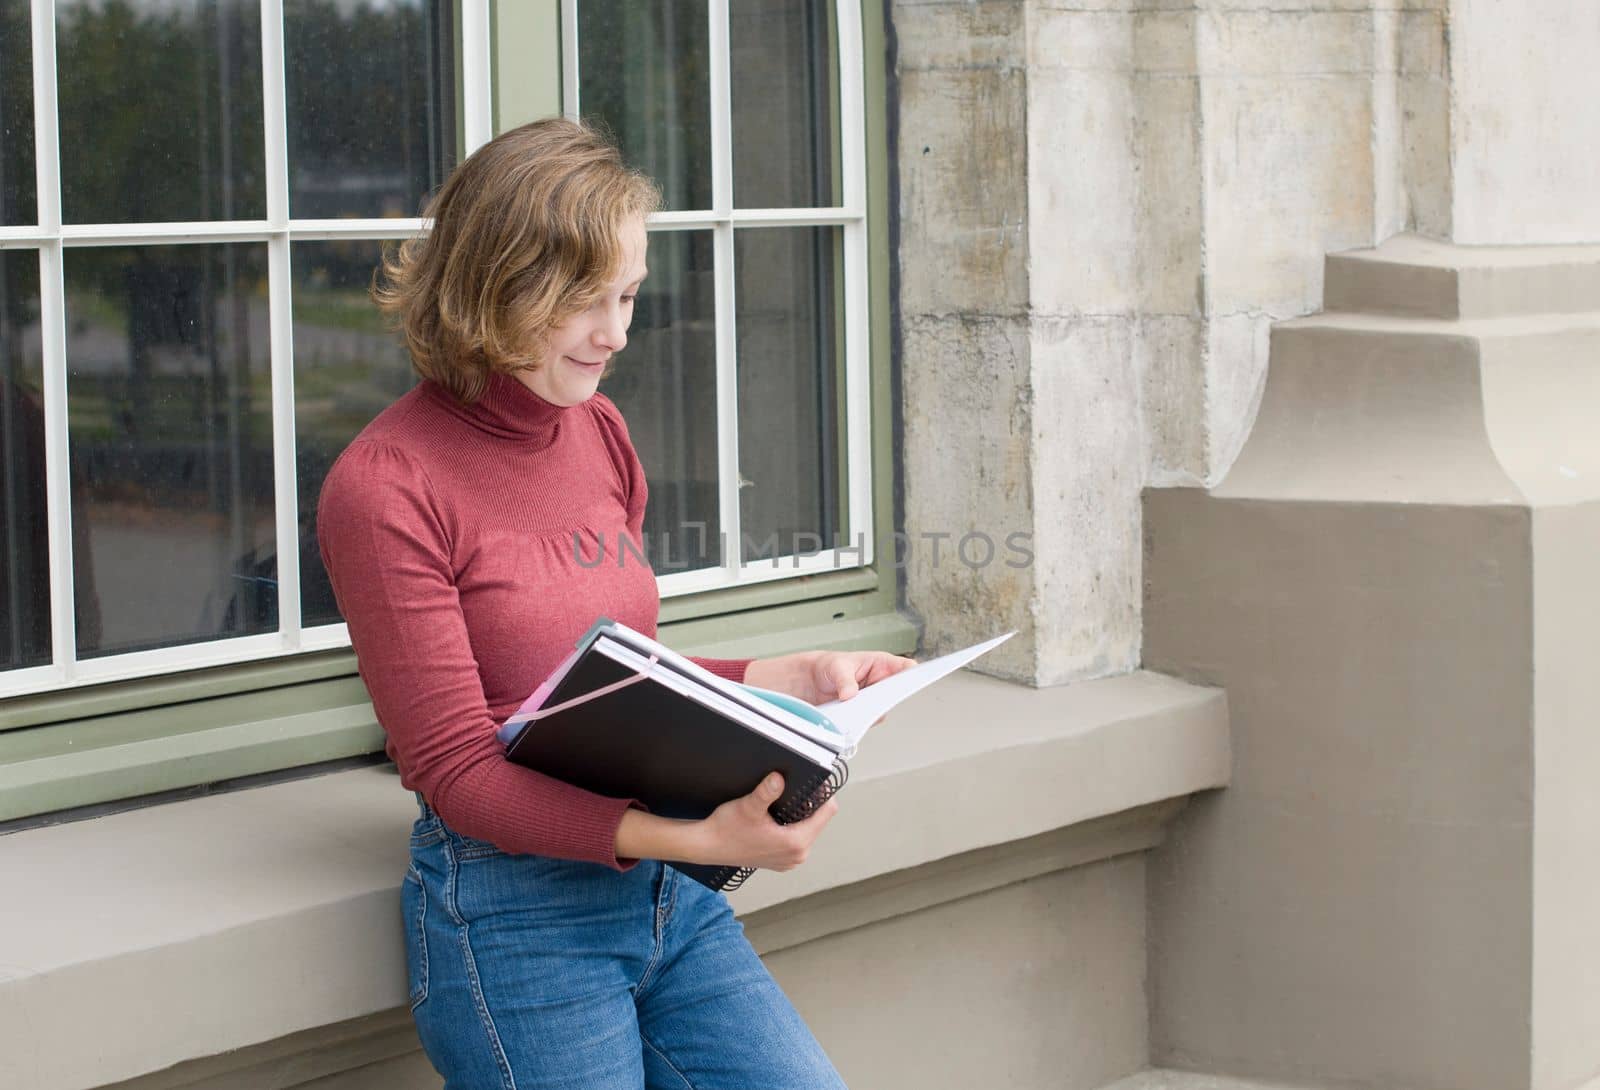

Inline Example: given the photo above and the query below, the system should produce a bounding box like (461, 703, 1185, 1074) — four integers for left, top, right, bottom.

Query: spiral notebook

(502, 620, 1012, 891)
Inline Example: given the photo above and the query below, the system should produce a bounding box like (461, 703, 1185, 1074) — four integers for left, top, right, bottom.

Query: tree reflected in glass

(64, 244, 276, 656)
(56, 0, 265, 224)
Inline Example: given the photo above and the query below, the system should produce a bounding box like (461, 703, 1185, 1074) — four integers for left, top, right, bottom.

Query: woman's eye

(621, 294, 636, 305)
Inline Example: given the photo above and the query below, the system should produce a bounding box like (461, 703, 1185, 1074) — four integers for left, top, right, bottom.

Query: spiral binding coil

(713, 757, 851, 893)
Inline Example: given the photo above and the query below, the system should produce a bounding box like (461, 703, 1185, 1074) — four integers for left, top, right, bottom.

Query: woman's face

(518, 215, 649, 408)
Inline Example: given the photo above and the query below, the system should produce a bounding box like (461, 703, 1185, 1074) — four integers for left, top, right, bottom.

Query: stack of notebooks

(500, 618, 1011, 891)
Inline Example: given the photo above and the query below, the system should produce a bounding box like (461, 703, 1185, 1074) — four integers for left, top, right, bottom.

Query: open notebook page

(816, 631, 1015, 748)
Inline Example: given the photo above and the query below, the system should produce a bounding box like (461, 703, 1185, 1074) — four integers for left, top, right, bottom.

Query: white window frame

(562, 0, 875, 597)
(1, 0, 873, 700)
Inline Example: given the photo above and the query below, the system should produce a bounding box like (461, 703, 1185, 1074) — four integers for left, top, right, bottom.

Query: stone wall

(1448, 0, 1600, 245)
(892, 1, 1600, 685)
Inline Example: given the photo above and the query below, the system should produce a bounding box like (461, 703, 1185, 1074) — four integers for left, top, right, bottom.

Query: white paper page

(818, 631, 1015, 745)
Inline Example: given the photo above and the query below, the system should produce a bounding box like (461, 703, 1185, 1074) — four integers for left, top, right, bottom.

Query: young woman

(316, 118, 912, 1090)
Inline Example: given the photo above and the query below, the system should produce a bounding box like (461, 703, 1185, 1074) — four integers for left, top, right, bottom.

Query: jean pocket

(450, 833, 504, 862)
(401, 864, 429, 1010)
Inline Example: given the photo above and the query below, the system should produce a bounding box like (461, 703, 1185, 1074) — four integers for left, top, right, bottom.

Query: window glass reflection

(292, 239, 417, 627)
(1, 251, 49, 670)
(735, 227, 841, 562)
(602, 229, 721, 573)
(579, 0, 711, 212)
(65, 244, 276, 657)
(0, 0, 36, 226)
(56, 0, 265, 225)
(284, 0, 457, 219)
(731, 0, 839, 209)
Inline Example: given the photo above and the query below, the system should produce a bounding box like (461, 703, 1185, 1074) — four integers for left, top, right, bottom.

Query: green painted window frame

(0, 1, 909, 826)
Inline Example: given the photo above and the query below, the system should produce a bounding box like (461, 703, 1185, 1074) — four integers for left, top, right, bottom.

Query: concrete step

(1324, 233, 1600, 320)
(1269, 311, 1600, 377)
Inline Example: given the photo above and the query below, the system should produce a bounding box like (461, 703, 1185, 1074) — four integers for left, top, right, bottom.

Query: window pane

(604, 229, 721, 573)
(292, 239, 416, 627)
(65, 244, 275, 658)
(1, 251, 48, 669)
(0, 0, 36, 226)
(56, 0, 265, 225)
(578, 0, 711, 212)
(285, 0, 457, 219)
(731, 0, 839, 209)
(735, 227, 841, 562)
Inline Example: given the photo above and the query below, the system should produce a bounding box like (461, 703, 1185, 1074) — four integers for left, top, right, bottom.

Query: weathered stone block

(1399, 9, 1451, 237)
(1448, 0, 1600, 244)
(1027, 9, 1203, 317)
(1131, 68, 1205, 316)
(1028, 8, 1137, 71)
(1028, 64, 1142, 314)
(900, 313, 1038, 680)
(1200, 70, 1375, 315)
(897, 66, 1031, 317)
(1198, 9, 1375, 77)
(1030, 316, 1144, 682)
(892, 0, 1025, 73)
(1137, 316, 1207, 484)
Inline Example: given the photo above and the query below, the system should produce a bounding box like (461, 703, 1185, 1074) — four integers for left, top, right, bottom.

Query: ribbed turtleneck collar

(425, 372, 569, 448)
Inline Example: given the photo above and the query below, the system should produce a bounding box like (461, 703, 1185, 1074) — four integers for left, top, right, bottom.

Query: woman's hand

(743, 649, 917, 705)
(694, 773, 839, 870)
(612, 649, 915, 869)
(614, 773, 838, 870)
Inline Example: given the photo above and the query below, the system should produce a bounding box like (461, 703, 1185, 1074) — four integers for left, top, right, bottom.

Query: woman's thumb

(758, 773, 784, 801)
(830, 661, 859, 701)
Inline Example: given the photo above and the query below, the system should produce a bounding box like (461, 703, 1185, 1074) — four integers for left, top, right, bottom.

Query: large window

(0, 0, 874, 701)
(572, 0, 871, 589)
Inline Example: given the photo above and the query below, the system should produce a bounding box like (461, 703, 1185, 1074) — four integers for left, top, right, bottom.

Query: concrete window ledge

(0, 670, 1227, 1090)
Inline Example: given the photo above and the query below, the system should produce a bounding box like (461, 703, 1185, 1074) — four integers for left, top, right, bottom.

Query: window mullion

(837, 0, 873, 564)
(32, 0, 75, 685)
(838, 0, 867, 219)
(261, 0, 300, 651)
(0, 227, 46, 246)
(560, 0, 579, 117)
(462, 0, 494, 154)
(37, 243, 72, 683)
(288, 218, 430, 240)
(842, 220, 873, 565)
(709, 0, 741, 581)
(59, 222, 276, 245)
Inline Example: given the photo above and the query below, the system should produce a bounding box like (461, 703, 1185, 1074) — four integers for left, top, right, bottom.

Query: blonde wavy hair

(373, 118, 661, 403)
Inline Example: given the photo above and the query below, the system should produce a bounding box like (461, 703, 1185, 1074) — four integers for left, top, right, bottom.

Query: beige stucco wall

(771, 856, 1150, 1090)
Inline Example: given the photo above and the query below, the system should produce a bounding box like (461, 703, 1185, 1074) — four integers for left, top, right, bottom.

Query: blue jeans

(403, 798, 847, 1090)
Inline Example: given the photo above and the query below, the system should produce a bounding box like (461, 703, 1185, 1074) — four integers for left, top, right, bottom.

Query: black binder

(503, 629, 848, 892)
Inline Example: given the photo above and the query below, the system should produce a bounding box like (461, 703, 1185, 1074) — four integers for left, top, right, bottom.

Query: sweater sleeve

(690, 657, 751, 683)
(589, 394, 754, 684)
(317, 440, 639, 869)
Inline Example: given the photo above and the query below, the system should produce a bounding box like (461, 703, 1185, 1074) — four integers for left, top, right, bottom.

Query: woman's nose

(594, 305, 628, 352)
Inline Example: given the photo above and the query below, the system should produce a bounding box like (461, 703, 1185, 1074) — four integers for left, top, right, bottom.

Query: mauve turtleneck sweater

(317, 373, 750, 868)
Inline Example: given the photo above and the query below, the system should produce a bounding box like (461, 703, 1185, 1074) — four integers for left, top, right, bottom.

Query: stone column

(895, 3, 1043, 679)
